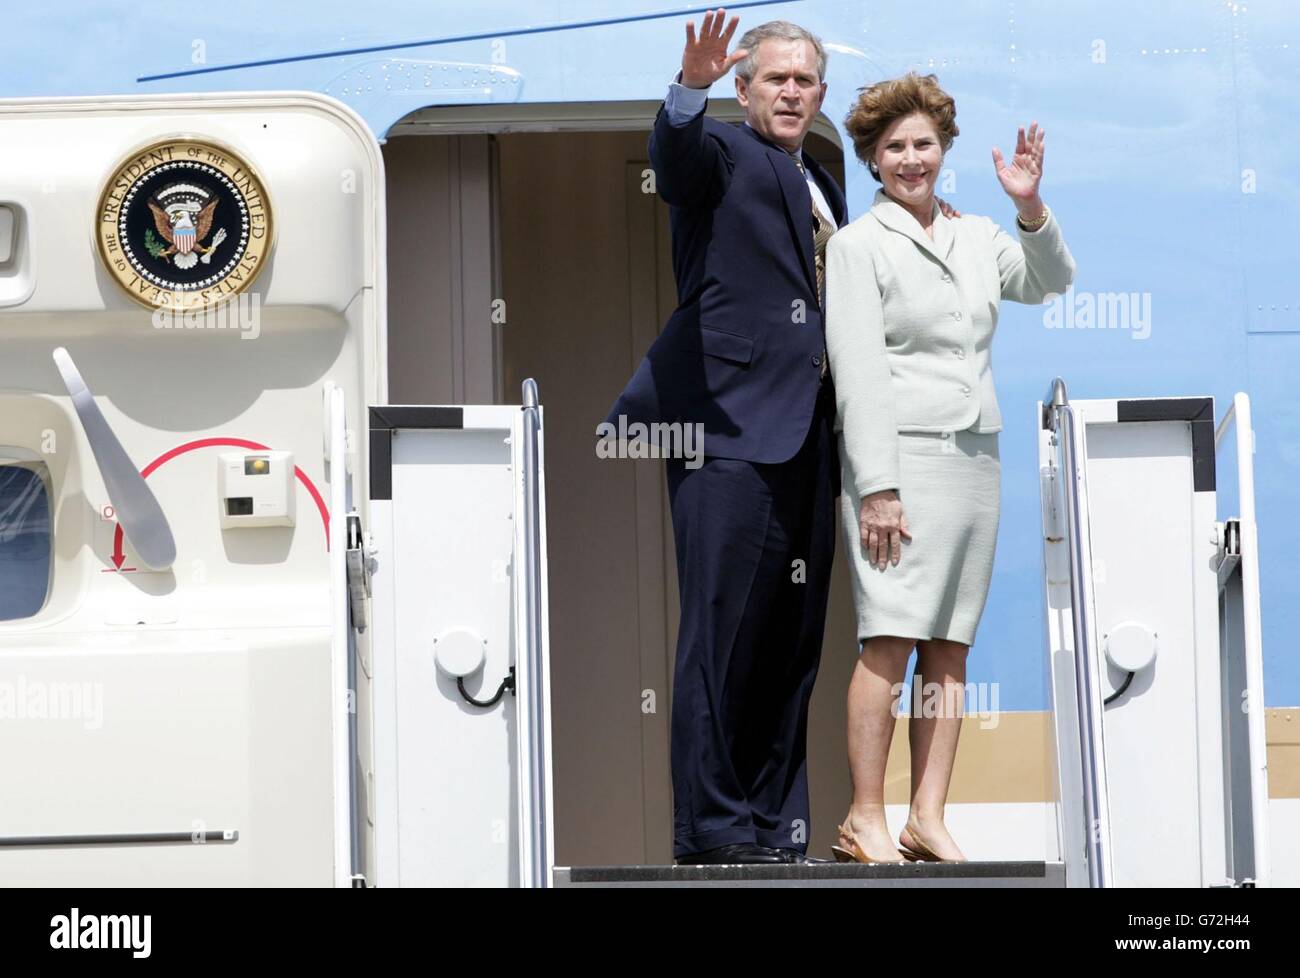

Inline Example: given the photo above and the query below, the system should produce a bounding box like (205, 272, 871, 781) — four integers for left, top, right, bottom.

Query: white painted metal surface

(0, 92, 384, 885)
(370, 398, 554, 887)
(1083, 409, 1224, 886)
(328, 385, 352, 887)
(1039, 386, 1264, 888)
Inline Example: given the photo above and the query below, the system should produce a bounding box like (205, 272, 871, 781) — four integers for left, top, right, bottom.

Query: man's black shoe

(676, 843, 787, 865)
(773, 848, 832, 864)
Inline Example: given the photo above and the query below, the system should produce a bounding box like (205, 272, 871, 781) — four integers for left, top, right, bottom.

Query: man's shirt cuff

(664, 72, 710, 125)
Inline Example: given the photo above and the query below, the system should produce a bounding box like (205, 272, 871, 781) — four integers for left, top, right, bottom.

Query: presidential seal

(96, 137, 273, 310)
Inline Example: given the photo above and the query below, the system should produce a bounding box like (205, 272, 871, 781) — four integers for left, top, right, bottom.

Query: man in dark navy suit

(602, 11, 847, 865)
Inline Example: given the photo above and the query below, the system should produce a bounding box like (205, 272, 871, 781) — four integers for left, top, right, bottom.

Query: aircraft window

(0, 465, 52, 621)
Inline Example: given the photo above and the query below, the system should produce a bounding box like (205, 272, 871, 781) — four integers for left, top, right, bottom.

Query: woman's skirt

(837, 428, 1001, 648)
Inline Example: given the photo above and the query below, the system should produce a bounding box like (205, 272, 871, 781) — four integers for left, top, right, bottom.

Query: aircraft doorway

(382, 108, 855, 867)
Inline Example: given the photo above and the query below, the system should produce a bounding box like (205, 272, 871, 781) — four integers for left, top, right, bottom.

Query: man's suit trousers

(665, 381, 838, 857)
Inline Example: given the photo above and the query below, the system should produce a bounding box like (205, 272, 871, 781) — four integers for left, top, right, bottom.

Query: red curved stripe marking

(112, 436, 332, 558)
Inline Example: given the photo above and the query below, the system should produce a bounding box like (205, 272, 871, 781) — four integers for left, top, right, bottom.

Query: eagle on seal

(147, 197, 219, 270)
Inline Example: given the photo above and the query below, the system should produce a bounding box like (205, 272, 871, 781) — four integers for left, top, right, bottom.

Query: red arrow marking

(108, 436, 332, 569)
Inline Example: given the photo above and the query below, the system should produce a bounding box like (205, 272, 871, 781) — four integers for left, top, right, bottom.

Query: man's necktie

(793, 155, 834, 381)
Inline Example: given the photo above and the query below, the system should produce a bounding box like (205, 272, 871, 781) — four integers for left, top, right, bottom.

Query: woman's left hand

(992, 121, 1045, 214)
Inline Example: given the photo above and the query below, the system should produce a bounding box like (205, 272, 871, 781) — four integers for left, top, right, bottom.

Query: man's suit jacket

(603, 103, 848, 465)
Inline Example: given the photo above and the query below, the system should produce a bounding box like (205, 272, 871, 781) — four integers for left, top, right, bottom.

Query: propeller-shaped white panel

(52, 347, 176, 571)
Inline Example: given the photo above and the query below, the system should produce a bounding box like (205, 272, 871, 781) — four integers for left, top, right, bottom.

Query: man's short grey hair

(735, 20, 828, 83)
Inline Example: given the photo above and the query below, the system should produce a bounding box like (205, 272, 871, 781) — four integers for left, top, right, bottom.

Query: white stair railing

(1213, 393, 1270, 887)
(1042, 377, 1113, 888)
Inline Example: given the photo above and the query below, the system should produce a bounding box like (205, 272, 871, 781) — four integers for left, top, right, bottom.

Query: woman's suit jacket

(825, 188, 1076, 498)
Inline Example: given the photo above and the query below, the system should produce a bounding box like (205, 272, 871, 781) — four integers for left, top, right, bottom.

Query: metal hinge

(1223, 518, 1241, 557)
(345, 511, 371, 632)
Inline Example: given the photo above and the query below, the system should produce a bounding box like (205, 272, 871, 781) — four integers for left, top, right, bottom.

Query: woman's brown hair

(844, 72, 959, 181)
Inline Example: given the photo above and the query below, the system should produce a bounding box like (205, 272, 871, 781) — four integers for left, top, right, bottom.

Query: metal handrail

(0, 830, 238, 847)
(1213, 393, 1270, 887)
(520, 378, 552, 887)
(327, 384, 355, 888)
(1043, 377, 1112, 887)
